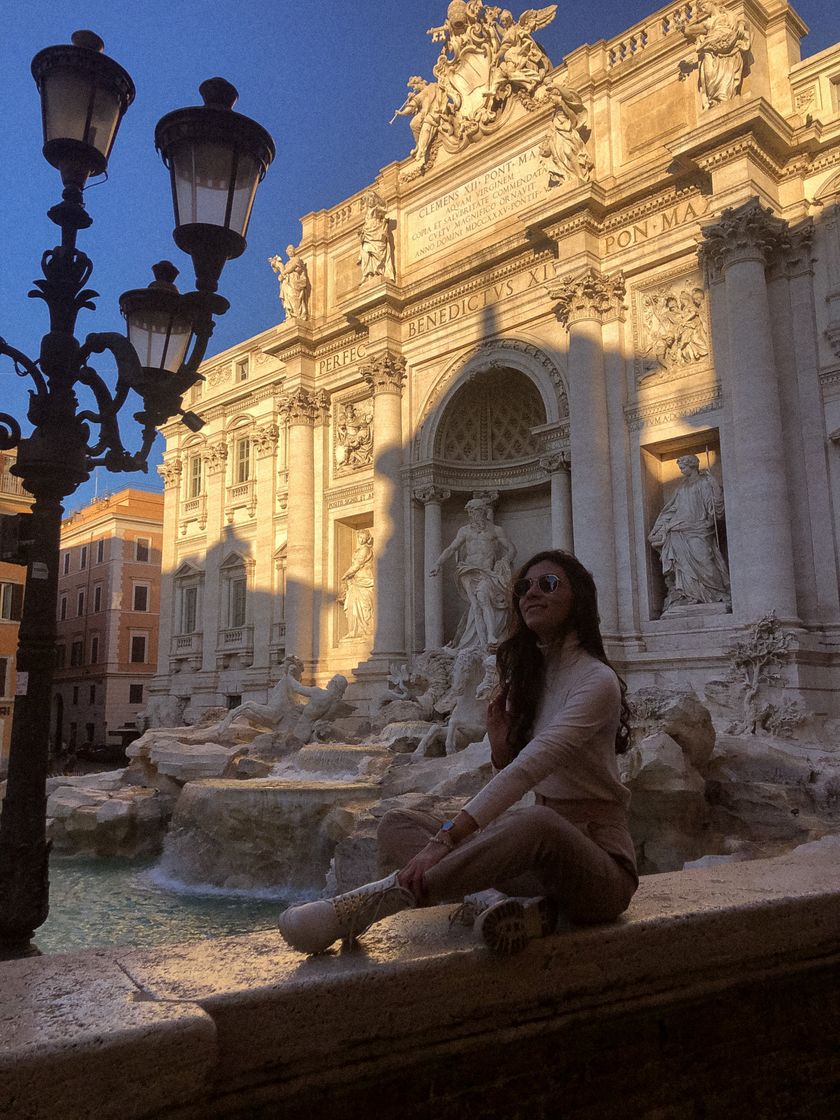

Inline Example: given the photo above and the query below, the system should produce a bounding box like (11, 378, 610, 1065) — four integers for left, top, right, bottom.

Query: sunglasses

(513, 574, 562, 597)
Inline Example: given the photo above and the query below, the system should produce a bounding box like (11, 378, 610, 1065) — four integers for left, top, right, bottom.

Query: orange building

(0, 451, 34, 776)
(52, 488, 163, 758)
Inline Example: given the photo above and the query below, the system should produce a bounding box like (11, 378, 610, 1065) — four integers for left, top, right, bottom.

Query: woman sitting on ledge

(278, 549, 638, 955)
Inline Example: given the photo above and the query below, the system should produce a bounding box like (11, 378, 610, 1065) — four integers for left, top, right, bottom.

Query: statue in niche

(677, 1, 751, 110)
(430, 497, 516, 651)
(391, 76, 449, 176)
(491, 6, 557, 100)
(334, 401, 374, 471)
(640, 285, 709, 378)
(539, 79, 592, 188)
(358, 191, 395, 282)
(648, 454, 730, 614)
(338, 529, 374, 640)
(268, 247, 309, 321)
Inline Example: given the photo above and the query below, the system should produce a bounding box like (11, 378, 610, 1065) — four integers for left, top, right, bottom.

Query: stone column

(539, 453, 573, 551)
(155, 456, 181, 679)
(252, 423, 280, 672)
(550, 268, 624, 633)
(278, 389, 324, 666)
(201, 440, 228, 673)
(700, 201, 798, 622)
(361, 352, 407, 661)
(414, 485, 450, 650)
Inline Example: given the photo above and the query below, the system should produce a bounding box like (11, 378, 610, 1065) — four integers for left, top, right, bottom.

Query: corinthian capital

(157, 457, 182, 488)
(550, 268, 625, 327)
(359, 352, 407, 395)
(205, 441, 229, 475)
(699, 200, 789, 279)
(253, 423, 280, 456)
(278, 387, 326, 426)
(413, 485, 451, 506)
(539, 451, 570, 474)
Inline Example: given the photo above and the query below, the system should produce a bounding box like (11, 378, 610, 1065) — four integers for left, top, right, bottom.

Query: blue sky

(1, 0, 836, 510)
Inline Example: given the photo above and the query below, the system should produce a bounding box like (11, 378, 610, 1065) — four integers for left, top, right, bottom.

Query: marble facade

(154, 0, 840, 716)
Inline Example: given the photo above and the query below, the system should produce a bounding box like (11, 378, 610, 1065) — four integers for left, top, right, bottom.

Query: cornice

(625, 384, 722, 430)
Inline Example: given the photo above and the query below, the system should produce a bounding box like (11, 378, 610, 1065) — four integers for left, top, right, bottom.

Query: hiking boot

(278, 871, 415, 954)
(475, 895, 559, 955)
(448, 888, 509, 928)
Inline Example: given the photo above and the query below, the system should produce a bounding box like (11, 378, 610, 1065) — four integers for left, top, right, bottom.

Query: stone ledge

(1, 840, 839, 1120)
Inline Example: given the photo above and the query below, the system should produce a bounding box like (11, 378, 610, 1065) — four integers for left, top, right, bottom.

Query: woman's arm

(486, 690, 514, 769)
(397, 808, 479, 900)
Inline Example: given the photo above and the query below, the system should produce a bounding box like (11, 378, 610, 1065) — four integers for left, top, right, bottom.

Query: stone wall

(2, 839, 839, 1119)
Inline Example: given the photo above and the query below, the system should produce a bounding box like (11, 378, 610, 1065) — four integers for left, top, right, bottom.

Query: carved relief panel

(333, 395, 375, 477)
(633, 271, 711, 386)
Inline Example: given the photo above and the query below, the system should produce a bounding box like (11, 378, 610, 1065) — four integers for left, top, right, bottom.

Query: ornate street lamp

(0, 32, 274, 958)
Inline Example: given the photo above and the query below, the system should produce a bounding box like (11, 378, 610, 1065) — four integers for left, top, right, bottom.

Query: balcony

(180, 493, 207, 534)
(225, 478, 256, 522)
(269, 620, 287, 663)
(169, 631, 202, 673)
(216, 624, 254, 669)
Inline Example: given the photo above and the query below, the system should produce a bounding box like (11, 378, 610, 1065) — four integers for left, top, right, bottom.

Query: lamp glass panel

(42, 66, 121, 156)
(171, 140, 260, 235)
(128, 310, 192, 372)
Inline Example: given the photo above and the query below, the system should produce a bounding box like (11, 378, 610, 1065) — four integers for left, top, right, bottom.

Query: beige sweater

(464, 635, 631, 832)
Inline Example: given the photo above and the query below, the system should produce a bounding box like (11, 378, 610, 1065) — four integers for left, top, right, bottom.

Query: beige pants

(378, 803, 637, 925)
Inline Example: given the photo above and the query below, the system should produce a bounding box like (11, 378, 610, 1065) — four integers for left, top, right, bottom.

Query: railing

(218, 624, 254, 652)
(171, 632, 201, 656)
(606, 2, 695, 68)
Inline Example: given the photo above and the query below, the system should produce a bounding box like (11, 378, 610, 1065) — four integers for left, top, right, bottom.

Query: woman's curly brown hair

(495, 549, 631, 757)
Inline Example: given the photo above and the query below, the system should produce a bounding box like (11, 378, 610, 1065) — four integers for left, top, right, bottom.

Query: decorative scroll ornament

(391, 2, 558, 180)
(360, 352, 407, 394)
(205, 441, 229, 475)
(157, 457, 183, 488)
(550, 268, 626, 327)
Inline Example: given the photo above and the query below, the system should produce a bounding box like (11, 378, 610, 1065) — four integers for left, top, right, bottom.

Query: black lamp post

(0, 31, 274, 958)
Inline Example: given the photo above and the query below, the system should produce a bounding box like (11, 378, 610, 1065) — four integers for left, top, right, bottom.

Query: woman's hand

(486, 690, 513, 768)
(398, 842, 448, 901)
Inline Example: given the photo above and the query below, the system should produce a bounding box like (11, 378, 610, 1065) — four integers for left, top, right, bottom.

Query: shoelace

(332, 881, 408, 944)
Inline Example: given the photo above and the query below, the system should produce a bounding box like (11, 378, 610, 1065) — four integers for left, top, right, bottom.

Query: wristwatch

(431, 819, 457, 851)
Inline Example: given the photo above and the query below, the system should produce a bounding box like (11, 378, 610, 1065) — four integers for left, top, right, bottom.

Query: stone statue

(269, 246, 309, 321)
(217, 656, 304, 734)
(491, 6, 557, 99)
(539, 79, 592, 188)
(648, 455, 730, 614)
(358, 191, 395, 282)
(334, 401, 374, 471)
(414, 647, 497, 757)
(338, 529, 374, 639)
(677, 1, 751, 110)
(430, 497, 516, 651)
(392, 76, 449, 176)
(286, 673, 350, 743)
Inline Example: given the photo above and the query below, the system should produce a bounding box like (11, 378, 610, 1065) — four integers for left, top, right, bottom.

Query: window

(59, 595, 68, 621)
(0, 657, 7, 696)
(235, 437, 250, 484)
(93, 584, 103, 613)
(181, 585, 198, 633)
(55, 645, 66, 669)
(77, 590, 85, 617)
(90, 634, 99, 664)
(236, 358, 248, 382)
(96, 539, 104, 564)
(188, 453, 203, 498)
(72, 686, 79, 705)
(85, 722, 94, 744)
(135, 538, 150, 563)
(133, 584, 149, 612)
(89, 684, 96, 704)
(229, 576, 247, 628)
(226, 694, 242, 710)
(62, 552, 70, 575)
(129, 683, 144, 704)
(70, 640, 84, 667)
(80, 545, 87, 570)
(0, 581, 23, 621)
(130, 634, 147, 663)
